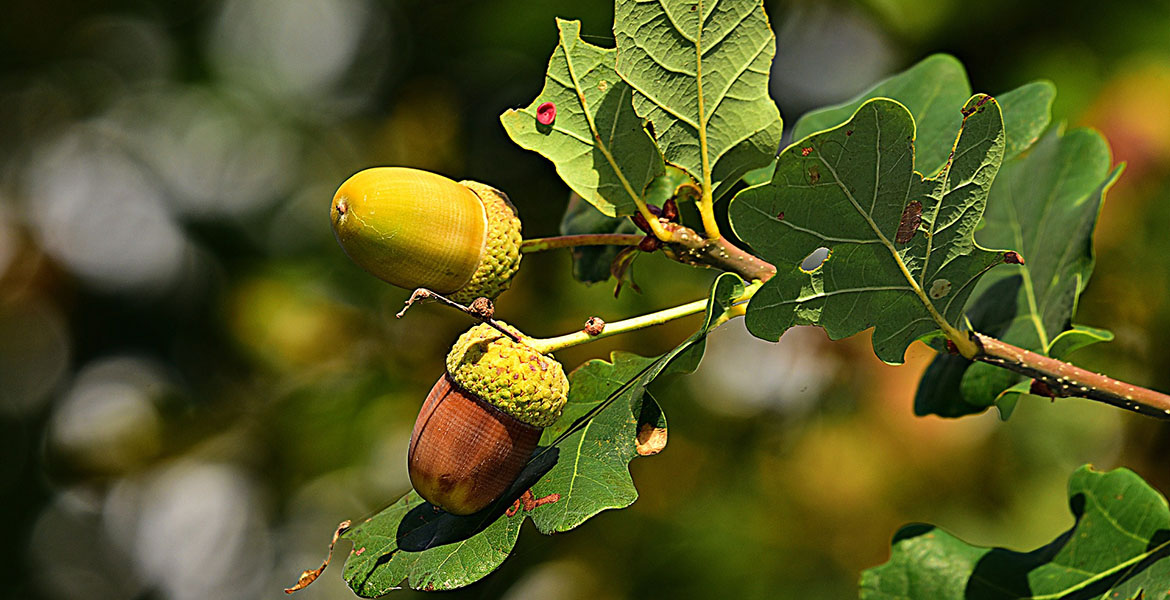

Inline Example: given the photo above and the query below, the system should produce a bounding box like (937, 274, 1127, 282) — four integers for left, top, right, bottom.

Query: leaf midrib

(560, 28, 648, 212)
(1005, 181, 1050, 350)
(813, 106, 953, 337)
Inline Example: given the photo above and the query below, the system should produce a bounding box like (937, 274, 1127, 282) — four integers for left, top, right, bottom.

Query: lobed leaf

(337, 274, 744, 594)
(501, 18, 664, 217)
(916, 127, 1122, 419)
(861, 465, 1170, 599)
(614, 0, 783, 202)
(791, 54, 1054, 176)
(729, 96, 1006, 364)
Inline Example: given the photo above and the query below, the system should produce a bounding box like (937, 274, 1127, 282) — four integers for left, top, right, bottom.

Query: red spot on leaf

(845, 130, 853, 136)
(506, 490, 562, 517)
(801, 147, 812, 156)
(536, 102, 556, 125)
(776, 211, 784, 220)
(1004, 251, 1025, 265)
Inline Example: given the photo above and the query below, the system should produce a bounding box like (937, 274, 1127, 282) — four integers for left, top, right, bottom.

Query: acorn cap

(330, 167, 522, 300)
(445, 322, 568, 428)
(451, 180, 522, 303)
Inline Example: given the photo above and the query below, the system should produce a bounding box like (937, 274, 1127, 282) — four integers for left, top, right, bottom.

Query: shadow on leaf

(394, 446, 559, 552)
(963, 492, 1170, 599)
(916, 275, 1024, 418)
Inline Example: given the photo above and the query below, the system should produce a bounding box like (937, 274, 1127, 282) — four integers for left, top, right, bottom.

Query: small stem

(971, 332, 1170, 419)
(396, 288, 521, 343)
(698, 187, 721, 240)
(526, 282, 760, 355)
(527, 298, 710, 354)
(520, 234, 645, 254)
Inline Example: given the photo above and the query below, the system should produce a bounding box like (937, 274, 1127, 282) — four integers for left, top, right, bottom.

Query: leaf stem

(520, 234, 645, 254)
(692, 1, 720, 241)
(395, 288, 520, 342)
(698, 189, 720, 240)
(527, 282, 760, 354)
(970, 332, 1170, 419)
(558, 31, 671, 243)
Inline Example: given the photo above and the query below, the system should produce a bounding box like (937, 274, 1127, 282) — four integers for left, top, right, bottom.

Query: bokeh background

(3, 0, 1170, 598)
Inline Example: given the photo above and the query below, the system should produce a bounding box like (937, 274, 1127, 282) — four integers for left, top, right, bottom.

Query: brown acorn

(408, 322, 568, 515)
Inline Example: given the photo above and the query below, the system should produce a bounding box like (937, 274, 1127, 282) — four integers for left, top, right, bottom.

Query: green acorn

(408, 322, 569, 515)
(330, 167, 522, 303)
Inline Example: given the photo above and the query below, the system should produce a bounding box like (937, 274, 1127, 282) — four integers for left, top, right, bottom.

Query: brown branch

(971, 332, 1170, 419)
(660, 223, 776, 283)
(520, 234, 645, 253)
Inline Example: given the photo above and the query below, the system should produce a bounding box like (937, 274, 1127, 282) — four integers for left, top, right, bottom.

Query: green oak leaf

(501, 18, 664, 217)
(729, 96, 1006, 364)
(614, 0, 783, 202)
(916, 127, 1123, 419)
(792, 54, 1054, 176)
(559, 192, 641, 284)
(997, 81, 1057, 160)
(338, 274, 743, 594)
(560, 166, 695, 284)
(861, 465, 1170, 599)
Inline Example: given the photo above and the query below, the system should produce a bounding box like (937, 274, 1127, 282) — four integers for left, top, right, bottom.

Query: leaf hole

(800, 247, 830, 273)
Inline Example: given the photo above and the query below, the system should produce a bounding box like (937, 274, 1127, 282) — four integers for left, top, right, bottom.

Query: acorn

(408, 322, 569, 515)
(330, 167, 522, 303)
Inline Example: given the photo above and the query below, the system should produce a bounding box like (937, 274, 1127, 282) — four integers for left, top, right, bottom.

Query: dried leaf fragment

(284, 520, 351, 594)
(636, 423, 668, 456)
(895, 201, 923, 243)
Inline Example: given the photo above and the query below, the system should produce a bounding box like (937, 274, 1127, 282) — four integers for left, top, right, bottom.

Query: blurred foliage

(1, 0, 1169, 599)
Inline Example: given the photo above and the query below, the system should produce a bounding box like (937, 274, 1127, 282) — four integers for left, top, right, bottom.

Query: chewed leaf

(501, 19, 664, 217)
(335, 274, 744, 594)
(861, 466, 1170, 599)
(614, 0, 783, 202)
(729, 96, 1006, 364)
(916, 128, 1122, 418)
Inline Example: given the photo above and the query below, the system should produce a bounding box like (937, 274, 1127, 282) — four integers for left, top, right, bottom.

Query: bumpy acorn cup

(408, 322, 569, 515)
(330, 167, 522, 303)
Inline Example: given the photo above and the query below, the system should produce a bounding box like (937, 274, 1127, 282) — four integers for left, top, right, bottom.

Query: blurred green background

(3, 0, 1170, 598)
